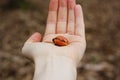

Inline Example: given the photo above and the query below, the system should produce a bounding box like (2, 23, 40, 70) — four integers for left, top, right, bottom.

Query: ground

(0, 0, 120, 80)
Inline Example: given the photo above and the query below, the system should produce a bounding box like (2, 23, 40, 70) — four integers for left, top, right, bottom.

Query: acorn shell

(52, 36, 69, 46)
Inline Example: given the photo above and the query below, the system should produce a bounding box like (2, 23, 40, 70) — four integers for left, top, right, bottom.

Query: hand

(22, 0, 86, 66)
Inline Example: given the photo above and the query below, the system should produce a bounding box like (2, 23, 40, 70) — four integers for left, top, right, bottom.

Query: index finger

(45, 0, 58, 35)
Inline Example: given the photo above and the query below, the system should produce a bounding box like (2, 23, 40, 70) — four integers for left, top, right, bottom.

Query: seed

(52, 36, 69, 46)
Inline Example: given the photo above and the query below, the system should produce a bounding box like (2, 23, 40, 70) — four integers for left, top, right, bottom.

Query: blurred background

(0, 0, 120, 80)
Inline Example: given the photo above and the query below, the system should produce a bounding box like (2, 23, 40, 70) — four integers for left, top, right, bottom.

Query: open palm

(23, 0, 86, 66)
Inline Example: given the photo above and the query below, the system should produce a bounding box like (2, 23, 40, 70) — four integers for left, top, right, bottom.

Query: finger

(75, 5, 85, 38)
(57, 0, 67, 33)
(26, 32, 42, 43)
(67, 0, 76, 34)
(45, 0, 58, 35)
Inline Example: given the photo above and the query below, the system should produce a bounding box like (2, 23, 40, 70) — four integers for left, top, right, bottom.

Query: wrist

(33, 55, 77, 80)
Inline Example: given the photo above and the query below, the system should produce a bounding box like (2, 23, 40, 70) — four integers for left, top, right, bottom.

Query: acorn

(52, 36, 69, 46)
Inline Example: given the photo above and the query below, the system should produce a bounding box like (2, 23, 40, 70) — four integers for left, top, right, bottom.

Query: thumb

(26, 32, 42, 43)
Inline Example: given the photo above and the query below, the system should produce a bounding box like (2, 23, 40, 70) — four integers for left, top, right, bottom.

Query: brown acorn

(52, 36, 69, 46)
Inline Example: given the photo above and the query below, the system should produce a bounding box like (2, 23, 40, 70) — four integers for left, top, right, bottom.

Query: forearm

(33, 56, 77, 80)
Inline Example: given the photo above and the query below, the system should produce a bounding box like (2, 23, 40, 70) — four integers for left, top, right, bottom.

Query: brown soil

(0, 0, 120, 80)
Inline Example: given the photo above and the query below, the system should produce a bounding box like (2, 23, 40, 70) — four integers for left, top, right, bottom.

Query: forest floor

(0, 0, 120, 80)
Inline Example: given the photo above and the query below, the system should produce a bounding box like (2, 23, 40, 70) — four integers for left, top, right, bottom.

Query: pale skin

(22, 0, 86, 80)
